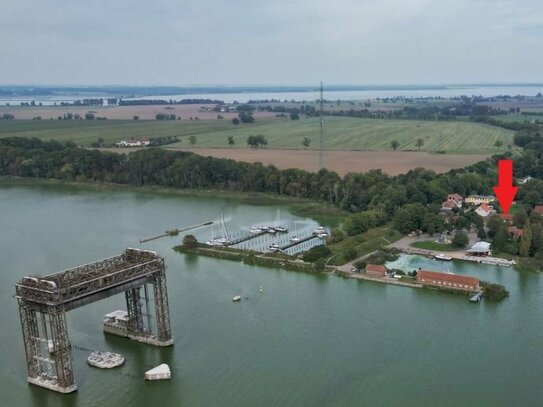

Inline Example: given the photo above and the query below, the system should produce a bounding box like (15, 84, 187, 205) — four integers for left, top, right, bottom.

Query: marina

(201, 212, 328, 255)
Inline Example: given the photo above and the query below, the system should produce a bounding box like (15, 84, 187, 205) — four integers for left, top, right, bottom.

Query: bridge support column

(153, 267, 173, 346)
(18, 301, 76, 393)
(125, 287, 145, 334)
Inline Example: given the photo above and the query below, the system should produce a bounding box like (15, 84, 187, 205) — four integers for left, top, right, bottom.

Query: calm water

(1, 182, 543, 407)
(1, 84, 542, 105)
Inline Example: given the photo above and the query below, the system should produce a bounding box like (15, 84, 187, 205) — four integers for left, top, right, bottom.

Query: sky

(0, 0, 542, 86)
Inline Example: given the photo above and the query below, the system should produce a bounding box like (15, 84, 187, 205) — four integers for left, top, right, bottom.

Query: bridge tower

(15, 248, 173, 393)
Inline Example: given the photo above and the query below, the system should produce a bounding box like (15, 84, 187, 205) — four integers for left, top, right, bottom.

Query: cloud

(0, 0, 542, 85)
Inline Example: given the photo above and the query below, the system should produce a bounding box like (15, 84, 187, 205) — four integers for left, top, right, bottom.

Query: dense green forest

(2, 126, 543, 261)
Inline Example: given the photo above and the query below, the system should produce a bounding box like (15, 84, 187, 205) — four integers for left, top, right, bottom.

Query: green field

(168, 117, 513, 153)
(0, 116, 514, 153)
(0, 119, 276, 146)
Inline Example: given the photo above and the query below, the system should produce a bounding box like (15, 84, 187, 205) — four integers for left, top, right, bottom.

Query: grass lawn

(327, 225, 403, 266)
(411, 241, 459, 252)
(0, 115, 514, 154)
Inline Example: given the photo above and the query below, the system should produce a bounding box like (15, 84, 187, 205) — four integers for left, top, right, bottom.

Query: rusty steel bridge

(14, 248, 173, 393)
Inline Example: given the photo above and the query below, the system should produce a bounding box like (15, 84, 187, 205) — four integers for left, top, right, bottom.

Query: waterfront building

(416, 270, 480, 291)
(466, 241, 492, 257)
(365, 264, 387, 278)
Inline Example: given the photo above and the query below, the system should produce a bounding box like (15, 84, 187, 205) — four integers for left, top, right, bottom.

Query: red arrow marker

(493, 159, 518, 214)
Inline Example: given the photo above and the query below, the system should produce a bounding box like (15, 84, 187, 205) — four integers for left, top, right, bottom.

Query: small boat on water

(259, 285, 263, 293)
(249, 226, 264, 234)
(274, 226, 288, 233)
(434, 253, 453, 261)
(317, 233, 328, 239)
(232, 295, 241, 302)
(289, 236, 300, 243)
(313, 226, 328, 236)
(268, 243, 281, 252)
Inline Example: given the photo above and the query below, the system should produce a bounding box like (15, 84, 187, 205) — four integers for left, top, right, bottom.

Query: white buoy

(259, 285, 263, 293)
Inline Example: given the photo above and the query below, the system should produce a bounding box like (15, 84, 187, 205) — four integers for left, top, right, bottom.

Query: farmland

(167, 116, 513, 154)
(0, 115, 514, 154)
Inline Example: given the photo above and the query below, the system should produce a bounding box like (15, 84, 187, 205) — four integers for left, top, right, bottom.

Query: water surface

(1, 182, 542, 406)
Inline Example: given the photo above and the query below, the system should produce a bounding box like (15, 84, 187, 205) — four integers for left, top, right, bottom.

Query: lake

(1, 84, 542, 105)
(1, 182, 543, 406)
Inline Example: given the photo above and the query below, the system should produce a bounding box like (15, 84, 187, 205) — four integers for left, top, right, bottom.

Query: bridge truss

(15, 248, 173, 393)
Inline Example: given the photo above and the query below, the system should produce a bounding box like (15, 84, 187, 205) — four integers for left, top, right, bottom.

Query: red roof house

(507, 226, 524, 240)
(416, 270, 480, 291)
(365, 264, 387, 278)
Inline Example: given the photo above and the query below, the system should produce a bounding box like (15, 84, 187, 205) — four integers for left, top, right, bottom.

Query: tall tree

(302, 138, 311, 149)
(391, 140, 399, 150)
(415, 138, 424, 151)
(520, 219, 532, 257)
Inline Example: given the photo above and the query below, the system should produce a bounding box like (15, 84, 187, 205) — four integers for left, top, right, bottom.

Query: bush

(481, 281, 509, 301)
(182, 234, 198, 248)
(343, 247, 358, 261)
(302, 245, 331, 262)
(452, 232, 469, 248)
(313, 258, 326, 271)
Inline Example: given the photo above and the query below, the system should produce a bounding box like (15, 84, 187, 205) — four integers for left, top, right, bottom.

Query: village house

(466, 241, 492, 257)
(416, 270, 480, 292)
(507, 226, 524, 240)
(465, 195, 496, 206)
(475, 203, 494, 218)
(441, 193, 463, 211)
(116, 140, 151, 148)
(518, 176, 533, 185)
(365, 264, 387, 278)
(533, 205, 543, 216)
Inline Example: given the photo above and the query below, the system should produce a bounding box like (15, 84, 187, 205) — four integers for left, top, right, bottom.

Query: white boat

(317, 233, 328, 239)
(313, 226, 328, 235)
(434, 253, 453, 261)
(259, 285, 263, 293)
(249, 226, 263, 234)
(289, 236, 300, 242)
(268, 243, 281, 251)
(232, 295, 241, 302)
(206, 215, 231, 246)
(266, 227, 277, 234)
(273, 210, 289, 233)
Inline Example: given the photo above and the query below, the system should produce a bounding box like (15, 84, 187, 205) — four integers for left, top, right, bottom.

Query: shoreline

(0, 176, 347, 223)
(175, 244, 487, 298)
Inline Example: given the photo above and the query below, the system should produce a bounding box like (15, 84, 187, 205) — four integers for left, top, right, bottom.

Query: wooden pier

(280, 234, 320, 251)
(227, 230, 267, 246)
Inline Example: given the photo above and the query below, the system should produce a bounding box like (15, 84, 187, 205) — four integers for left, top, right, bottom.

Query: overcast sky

(0, 0, 541, 86)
